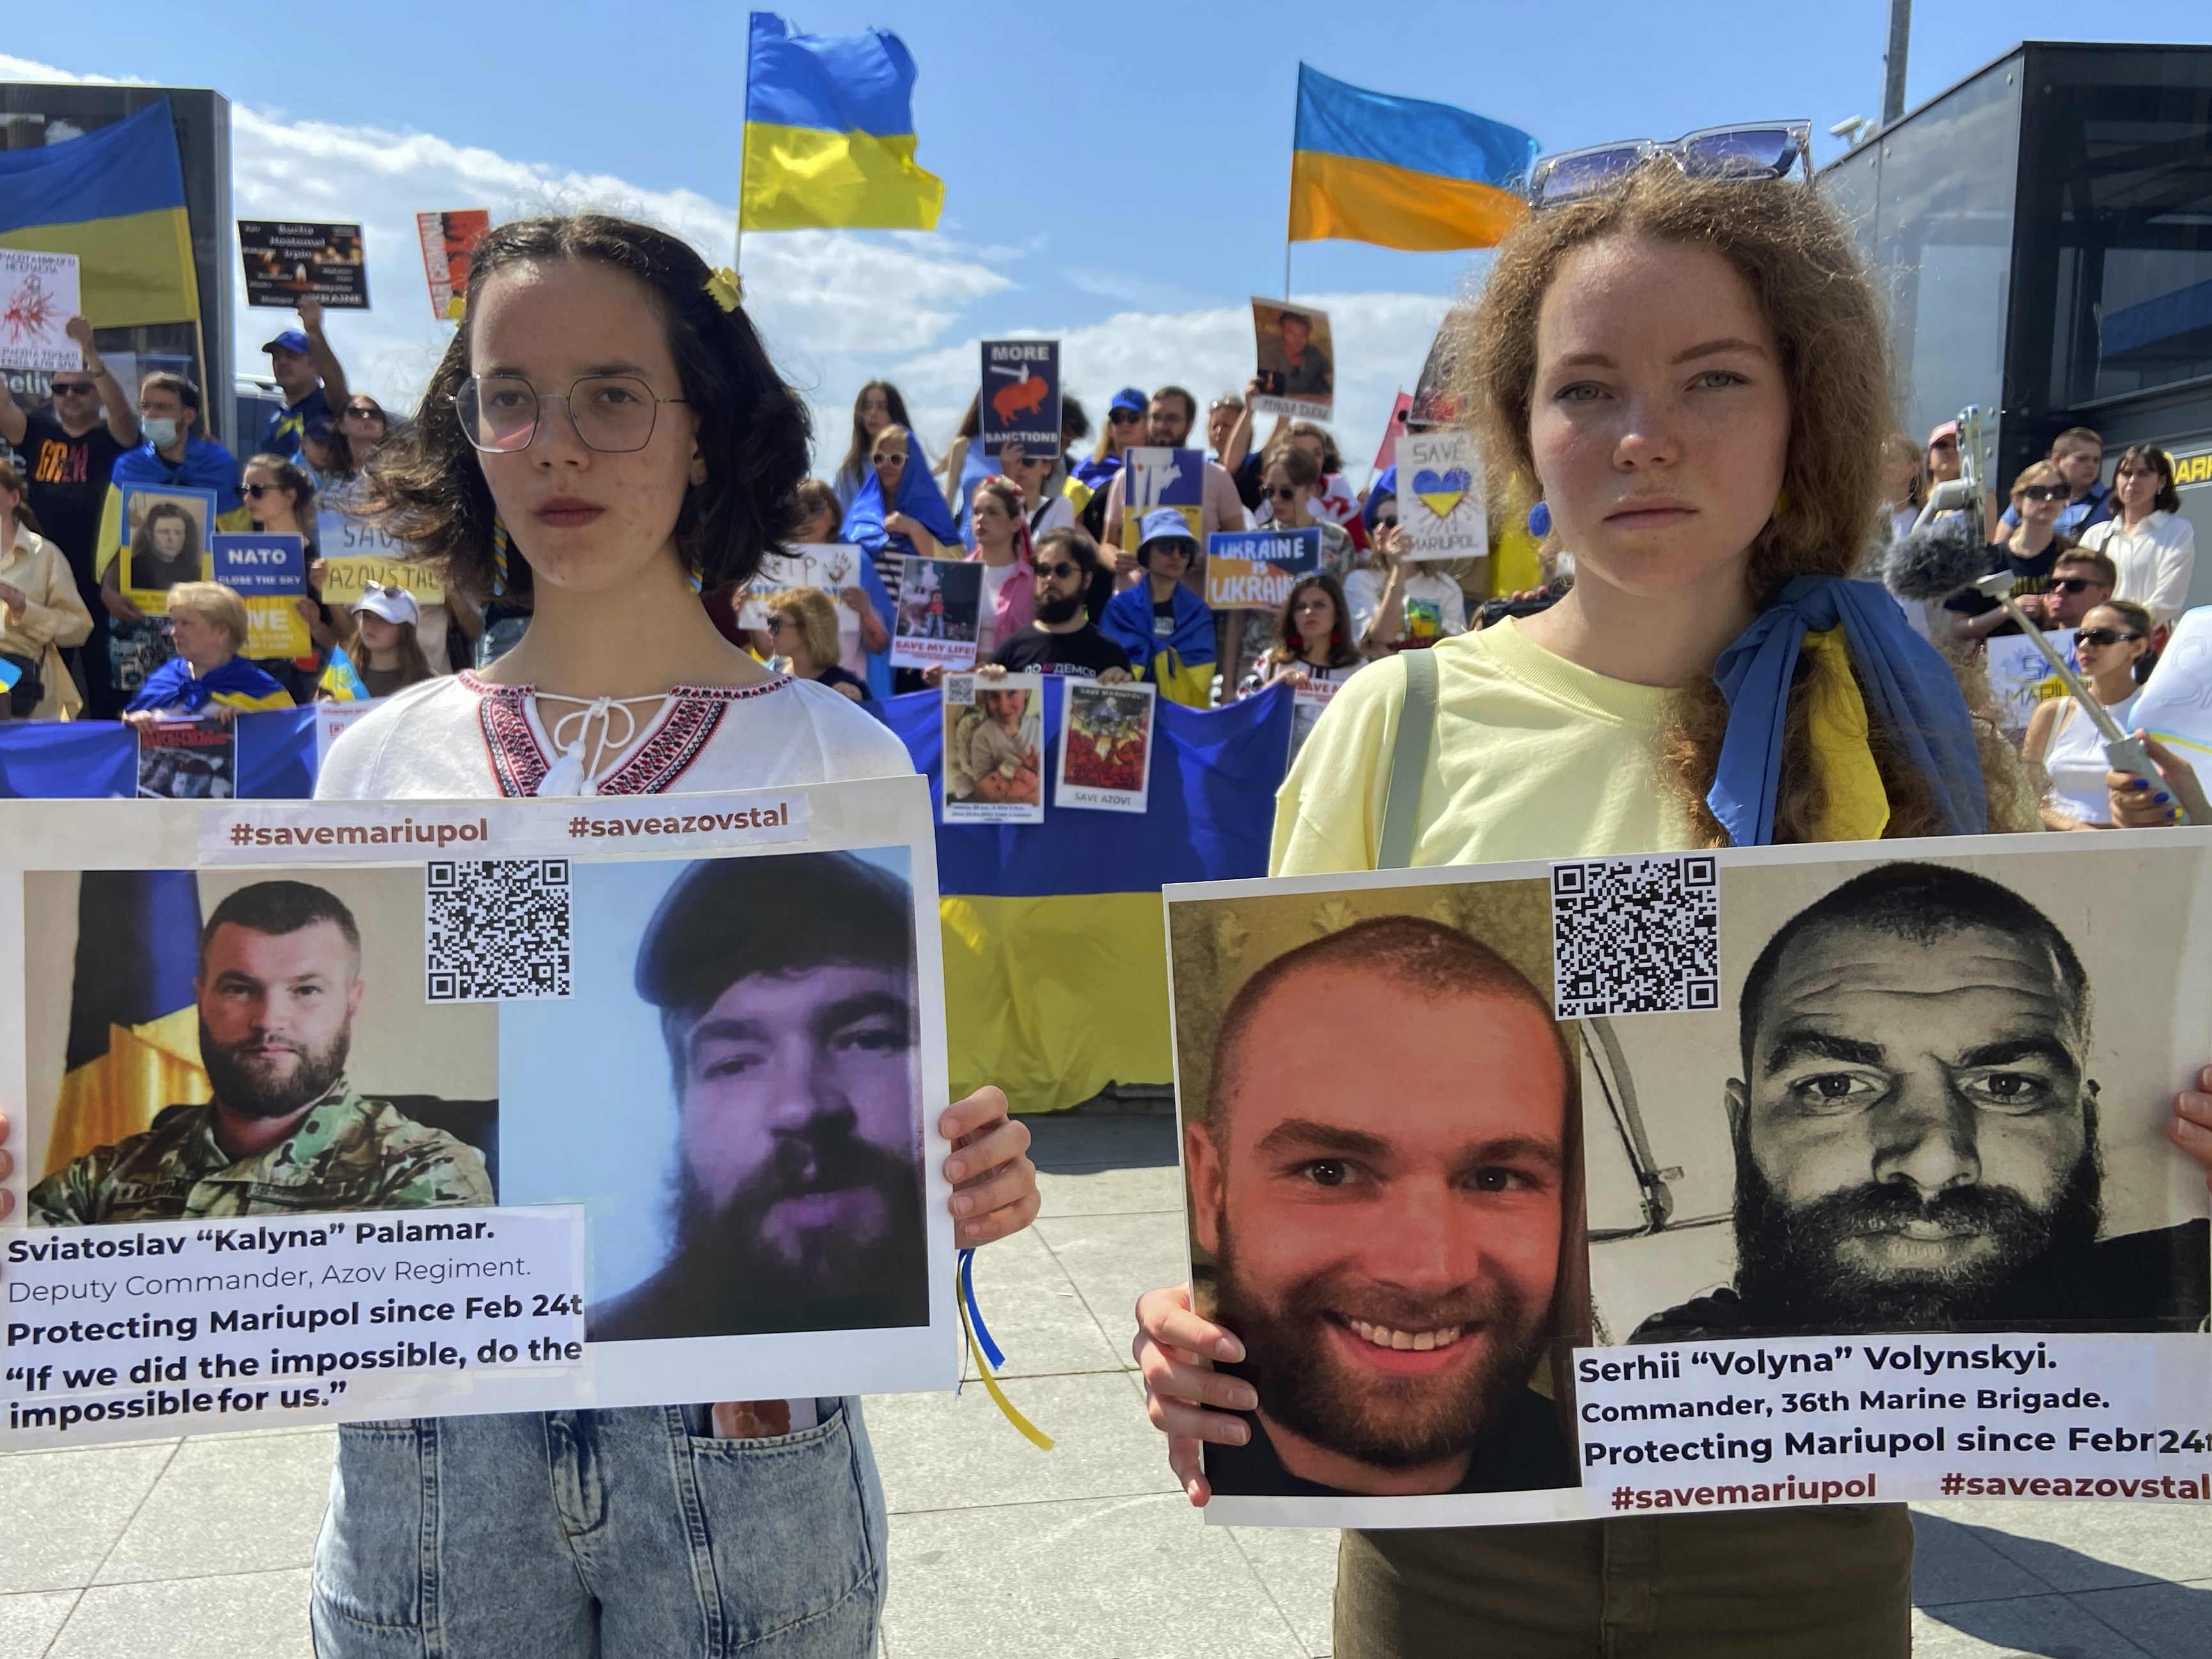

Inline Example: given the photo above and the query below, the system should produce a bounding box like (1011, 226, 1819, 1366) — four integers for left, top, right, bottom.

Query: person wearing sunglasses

(983, 526, 1130, 680)
(1947, 461, 2083, 642)
(2079, 444, 2195, 628)
(0, 315, 139, 624)
(1134, 138, 2113, 1659)
(1996, 425, 2113, 541)
(1098, 386, 1251, 567)
(1340, 465, 1468, 657)
(2023, 598, 2156, 829)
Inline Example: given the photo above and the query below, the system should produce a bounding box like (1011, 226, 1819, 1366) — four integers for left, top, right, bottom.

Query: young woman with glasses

(1129, 132, 2126, 1659)
(2080, 444, 2196, 627)
(2023, 597, 2156, 828)
(304, 213, 1038, 1657)
(1948, 460, 2077, 643)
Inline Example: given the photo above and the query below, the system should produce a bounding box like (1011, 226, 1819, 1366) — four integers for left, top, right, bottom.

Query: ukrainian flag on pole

(740, 12, 944, 232)
(1288, 65, 1538, 252)
(0, 98, 198, 325)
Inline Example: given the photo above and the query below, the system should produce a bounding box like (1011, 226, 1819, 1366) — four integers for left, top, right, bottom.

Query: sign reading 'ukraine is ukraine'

(741, 11, 944, 232)
(1289, 65, 1539, 253)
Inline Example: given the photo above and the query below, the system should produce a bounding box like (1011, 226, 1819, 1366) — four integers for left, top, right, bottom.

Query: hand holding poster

(1057, 680, 1156, 812)
(942, 672, 1043, 822)
(1397, 430, 1487, 560)
(121, 485, 217, 612)
(980, 340, 1061, 459)
(1205, 528, 1320, 611)
(890, 556, 983, 669)
(239, 221, 368, 310)
(0, 251, 82, 373)
(1250, 299, 1334, 421)
(1121, 448, 1206, 551)
(212, 532, 310, 659)
(1167, 834, 2212, 1527)
(416, 209, 491, 320)
(1, 778, 954, 1449)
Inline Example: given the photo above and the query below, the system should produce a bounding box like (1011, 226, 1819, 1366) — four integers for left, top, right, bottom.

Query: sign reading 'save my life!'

(979, 340, 1061, 459)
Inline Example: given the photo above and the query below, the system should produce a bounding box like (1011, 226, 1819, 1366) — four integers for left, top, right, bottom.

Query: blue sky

(7, 3, 2211, 473)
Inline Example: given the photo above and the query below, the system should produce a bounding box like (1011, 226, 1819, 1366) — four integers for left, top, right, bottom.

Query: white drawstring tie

(532, 693, 665, 797)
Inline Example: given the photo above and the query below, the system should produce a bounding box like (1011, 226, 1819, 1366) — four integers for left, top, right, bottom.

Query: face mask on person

(142, 417, 181, 448)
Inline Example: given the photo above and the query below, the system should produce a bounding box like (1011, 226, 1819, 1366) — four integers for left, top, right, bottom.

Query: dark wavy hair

(1269, 570, 1362, 669)
(360, 214, 812, 602)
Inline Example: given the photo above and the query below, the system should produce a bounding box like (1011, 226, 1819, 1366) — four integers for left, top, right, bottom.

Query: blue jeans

(311, 1401, 886, 1657)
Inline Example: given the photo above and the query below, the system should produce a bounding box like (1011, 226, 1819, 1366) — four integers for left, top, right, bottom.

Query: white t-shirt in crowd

(1025, 495, 1075, 539)
(1341, 565, 1468, 645)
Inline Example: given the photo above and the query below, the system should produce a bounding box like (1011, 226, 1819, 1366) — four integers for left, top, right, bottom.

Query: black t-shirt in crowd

(1942, 540, 2067, 636)
(12, 409, 125, 601)
(990, 624, 1131, 680)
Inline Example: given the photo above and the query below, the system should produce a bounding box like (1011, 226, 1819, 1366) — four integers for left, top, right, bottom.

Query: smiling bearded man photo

(1187, 915, 1580, 1498)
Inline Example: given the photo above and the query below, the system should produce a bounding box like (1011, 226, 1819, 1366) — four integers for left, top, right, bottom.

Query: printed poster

(2133, 608, 2212, 759)
(416, 209, 491, 321)
(941, 672, 1043, 823)
(1120, 448, 1205, 553)
(212, 532, 310, 659)
(1984, 631, 2075, 740)
(890, 557, 984, 670)
(313, 698, 384, 767)
(1166, 834, 2212, 1528)
(317, 508, 445, 607)
(1250, 298, 1334, 421)
(1, 777, 956, 1450)
(1057, 680, 1156, 812)
(0, 251, 81, 374)
(136, 716, 235, 799)
(119, 484, 217, 613)
(1205, 528, 1320, 612)
(737, 544, 860, 633)
(1397, 430, 1487, 561)
(980, 339, 1061, 459)
(238, 221, 369, 310)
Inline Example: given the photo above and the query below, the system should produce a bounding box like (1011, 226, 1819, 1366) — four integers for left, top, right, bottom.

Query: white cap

(354, 586, 420, 627)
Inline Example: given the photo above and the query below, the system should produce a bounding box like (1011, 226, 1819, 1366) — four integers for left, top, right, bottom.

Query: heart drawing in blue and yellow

(1412, 466, 1473, 519)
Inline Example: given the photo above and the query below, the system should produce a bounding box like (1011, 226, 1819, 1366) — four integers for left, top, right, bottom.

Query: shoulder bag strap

(1377, 647, 1439, 870)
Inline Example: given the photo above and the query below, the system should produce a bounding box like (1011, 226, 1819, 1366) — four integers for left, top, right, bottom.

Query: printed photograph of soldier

(1591, 858, 2209, 1342)
(26, 874, 496, 1225)
(1251, 299, 1334, 407)
(490, 850, 929, 1343)
(1176, 906, 1584, 1502)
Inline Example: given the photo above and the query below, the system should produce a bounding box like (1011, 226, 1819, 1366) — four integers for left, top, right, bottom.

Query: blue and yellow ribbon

(954, 1246, 1053, 1450)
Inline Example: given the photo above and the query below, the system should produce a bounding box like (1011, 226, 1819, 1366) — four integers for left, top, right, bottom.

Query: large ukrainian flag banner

(0, 98, 198, 326)
(1289, 65, 1539, 253)
(740, 12, 944, 232)
(880, 680, 1293, 1113)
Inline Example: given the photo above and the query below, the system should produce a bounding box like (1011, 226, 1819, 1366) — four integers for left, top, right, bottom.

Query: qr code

(1551, 854, 1719, 1019)
(944, 673, 976, 704)
(425, 859, 573, 1002)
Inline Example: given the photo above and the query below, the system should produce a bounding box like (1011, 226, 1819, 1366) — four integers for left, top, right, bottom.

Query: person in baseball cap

(1100, 507, 1217, 707)
(332, 585, 431, 699)
(1073, 386, 1155, 496)
(258, 300, 351, 464)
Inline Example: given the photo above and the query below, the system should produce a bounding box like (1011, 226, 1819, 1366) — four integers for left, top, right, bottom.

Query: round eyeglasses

(453, 375, 688, 455)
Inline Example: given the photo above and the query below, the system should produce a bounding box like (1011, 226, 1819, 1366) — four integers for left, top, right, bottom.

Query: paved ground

(5, 1110, 2209, 1658)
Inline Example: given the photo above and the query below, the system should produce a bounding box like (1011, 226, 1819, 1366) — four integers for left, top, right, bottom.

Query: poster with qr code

(1164, 831, 2212, 1529)
(0, 776, 956, 1449)
(941, 672, 1044, 823)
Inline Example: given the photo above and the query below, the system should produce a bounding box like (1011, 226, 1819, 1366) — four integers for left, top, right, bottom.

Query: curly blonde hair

(1464, 164, 2032, 842)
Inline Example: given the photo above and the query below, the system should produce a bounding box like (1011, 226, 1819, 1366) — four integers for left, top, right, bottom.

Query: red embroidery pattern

(461, 673, 791, 798)
(474, 683, 546, 798)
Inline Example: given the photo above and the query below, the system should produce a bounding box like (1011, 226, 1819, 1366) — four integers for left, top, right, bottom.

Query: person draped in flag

(123, 582, 294, 718)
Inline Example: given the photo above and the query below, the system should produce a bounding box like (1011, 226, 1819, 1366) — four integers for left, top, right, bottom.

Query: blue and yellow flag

(0, 98, 198, 326)
(741, 12, 944, 232)
(1288, 66, 1538, 253)
(320, 646, 373, 703)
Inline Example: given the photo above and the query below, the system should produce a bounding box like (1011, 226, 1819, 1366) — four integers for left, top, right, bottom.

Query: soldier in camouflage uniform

(30, 877, 491, 1226)
(29, 1081, 491, 1223)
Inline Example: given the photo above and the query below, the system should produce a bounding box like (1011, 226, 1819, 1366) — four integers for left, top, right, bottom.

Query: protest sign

(1397, 430, 1487, 560)
(0, 251, 81, 373)
(1057, 680, 1156, 812)
(238, 221, 368, 310)
(120, 484, 217, 613)
(0, 776, 955, 1449)
(737, 544, 861, 635)
(313, 698, 383, 767)
(136, 716, 235, 799)
(2131, 607, 2212, 760)
(942, 672, 1043, 822)
(1410, 306, 1473, 429)
(980, 340, 1061, 459)
(317, 508, 444, 606)
(1250, 298, 1334, 421)
(1120, 448, 1206, 552)
(1167, 833, 2212, 1528)
(1372, 390, 1412, 476)
(214, 532, 311, 659)
(416, 209, 491, 320)
(891, 557, 983, 669)
(1288, 663, 1359, 758)
(1205, 528, 1320, 611)
(1985, 630, 2073, 739)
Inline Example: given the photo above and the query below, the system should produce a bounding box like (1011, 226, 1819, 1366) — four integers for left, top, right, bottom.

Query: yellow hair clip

(444, 293, 466, 322)
(703, 267, 743, 312)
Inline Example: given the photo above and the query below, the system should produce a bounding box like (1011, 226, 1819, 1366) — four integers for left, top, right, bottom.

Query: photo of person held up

(1592, 858, 2211, 1346)
(122, 490, 212, 600)
(519, 850, 931, 1344)
(1180, 913, 1583, 1500)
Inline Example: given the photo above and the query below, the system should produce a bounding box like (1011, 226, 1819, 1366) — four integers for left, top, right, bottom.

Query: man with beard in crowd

(590, 851, 931, 1342)
(1636, 862, 2209, 1341)
(1186, 915, 1579, 1498)
(31, 881, 490, 1223)
(988, 527, 1132, 679)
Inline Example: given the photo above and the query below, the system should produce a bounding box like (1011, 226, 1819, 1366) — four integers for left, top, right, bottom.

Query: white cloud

(4, 51, 1454, 481)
